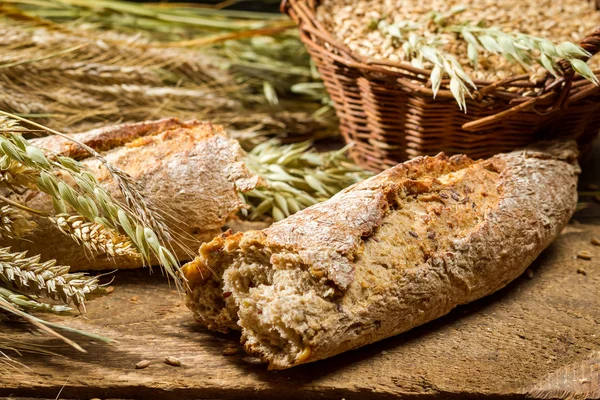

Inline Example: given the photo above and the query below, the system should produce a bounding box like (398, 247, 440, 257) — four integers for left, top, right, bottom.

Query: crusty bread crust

(1, 118, 261, 271)
(184, 142, 579, 369)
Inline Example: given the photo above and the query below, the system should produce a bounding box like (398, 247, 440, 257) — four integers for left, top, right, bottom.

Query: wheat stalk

(0, 286, 70, 314)
(0, 1, 328, 366)
(0, 5, 329, 144)
(227, 110, 338, 149)
(0, 113, 188, 365)
(0, 113, 183, 283)
(0, 247, 99, 311)
(0, 206, 36, 240)
(49, 214, 138, 259)
(0, 155, 39, 189)
(0, 9, 333, 153)
(0, 328, 62, 372)
(242, 141, 373, 221)
(0, 295, 113, 354)
(0, 15, 242, 130)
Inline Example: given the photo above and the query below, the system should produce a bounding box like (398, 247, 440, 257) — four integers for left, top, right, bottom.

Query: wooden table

(1, 145, 599, 400)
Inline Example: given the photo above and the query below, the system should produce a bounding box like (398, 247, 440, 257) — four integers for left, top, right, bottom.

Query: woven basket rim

(283, 0, 600, 104)
(282, 0, 600, 172)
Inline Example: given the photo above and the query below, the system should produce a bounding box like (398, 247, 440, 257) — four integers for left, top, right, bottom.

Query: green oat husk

(241, 140, 373, 221)
(373, 9, 599, 110)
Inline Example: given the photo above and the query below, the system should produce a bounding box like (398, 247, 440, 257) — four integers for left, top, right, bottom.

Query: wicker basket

(282, 0, 600, 171)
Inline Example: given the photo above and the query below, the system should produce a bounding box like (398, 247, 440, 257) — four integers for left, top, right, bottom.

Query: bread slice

(1, 118, 261, 271)
(183, 142, 580, 369)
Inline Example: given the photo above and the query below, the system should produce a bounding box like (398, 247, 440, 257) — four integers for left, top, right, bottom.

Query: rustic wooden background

(1, 223, 599, 399)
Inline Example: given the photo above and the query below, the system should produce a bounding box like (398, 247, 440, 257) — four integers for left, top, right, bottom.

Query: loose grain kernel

(164, 356, 181, 367)
(577, 251, 592, 260)
(135, 360, 151, 369)
(222, 347, 240, 356)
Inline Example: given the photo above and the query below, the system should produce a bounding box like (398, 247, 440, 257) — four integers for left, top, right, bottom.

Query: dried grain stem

(49, 213, 139, 259)
(0, 247, 99, 311)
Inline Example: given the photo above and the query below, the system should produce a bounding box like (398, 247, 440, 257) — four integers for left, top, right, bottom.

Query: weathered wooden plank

(1, 223, 599, 399)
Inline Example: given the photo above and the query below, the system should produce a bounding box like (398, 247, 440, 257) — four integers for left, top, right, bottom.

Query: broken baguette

(183, 142, 579, 369)
(1, 118, 262, 271)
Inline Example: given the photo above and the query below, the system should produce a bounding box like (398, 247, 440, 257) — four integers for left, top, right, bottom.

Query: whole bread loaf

(1, 118, 261, 271)
(183, 142, 580, 370)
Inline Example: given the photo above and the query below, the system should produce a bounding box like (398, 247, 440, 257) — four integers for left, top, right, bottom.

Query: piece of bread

(1, 118, 261, 271)
(183, 142, 580, 370)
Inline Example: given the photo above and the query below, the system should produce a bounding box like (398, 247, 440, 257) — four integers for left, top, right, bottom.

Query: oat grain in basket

(316, 0, 600, 107)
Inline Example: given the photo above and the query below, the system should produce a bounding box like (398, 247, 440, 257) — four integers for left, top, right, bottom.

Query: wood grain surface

(1, 222, 599, 400)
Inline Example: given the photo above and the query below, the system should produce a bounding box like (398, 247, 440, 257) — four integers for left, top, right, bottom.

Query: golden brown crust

(260, 152, 475, 289)
(185, 142, 579, 369)
(2, 119, 261, 271)
(33, 118, 185, 160)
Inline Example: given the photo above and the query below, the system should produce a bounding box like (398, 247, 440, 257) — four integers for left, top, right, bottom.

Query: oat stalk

(378, 19, 477, 110)
(377, 12, 599, 110)
(453, 25, 599, 84)
(242, 141, 373, 221)
(402, 31, 477, 111)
